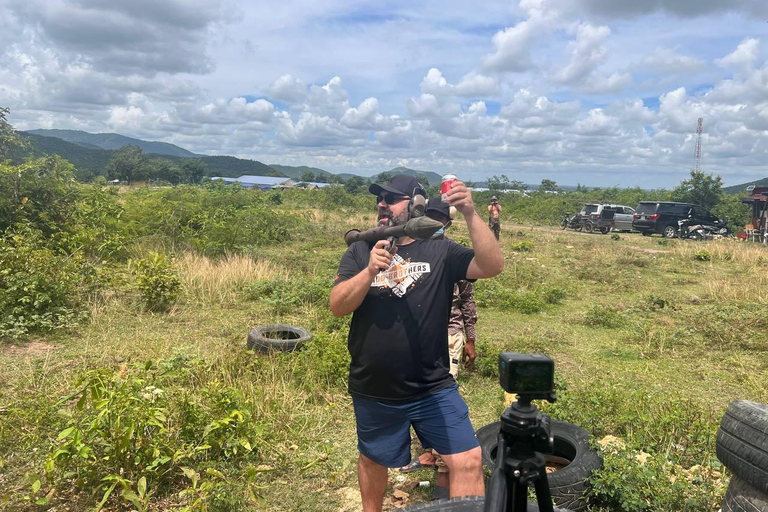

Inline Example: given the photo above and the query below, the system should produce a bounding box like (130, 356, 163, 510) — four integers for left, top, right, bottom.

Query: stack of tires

(716, 400, 768, 511)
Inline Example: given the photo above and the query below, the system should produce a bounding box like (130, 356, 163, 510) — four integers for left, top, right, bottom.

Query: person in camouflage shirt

(400, 196, 479, 500)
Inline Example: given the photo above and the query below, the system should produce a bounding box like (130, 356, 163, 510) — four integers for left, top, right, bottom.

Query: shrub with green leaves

(0, 227, 92, 337)
(511, 240, 535, 252)
(583, 304, 627, 329)
(590, 441, 725, 512)
(693, 249, 712, 262)
(244, 277, 330, 314)
(129, 252, 182, 312)
(42, 359, 268, 510)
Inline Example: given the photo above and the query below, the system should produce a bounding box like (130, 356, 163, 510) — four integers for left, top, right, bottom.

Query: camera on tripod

(499, 353, 555, 403)
(484, 353, 558, 512)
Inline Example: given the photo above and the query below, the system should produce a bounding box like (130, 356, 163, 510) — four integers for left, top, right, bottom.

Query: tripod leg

(483, 435, 508, 512)
(532, 467, 554, 512)
(511, 480, 528, 512)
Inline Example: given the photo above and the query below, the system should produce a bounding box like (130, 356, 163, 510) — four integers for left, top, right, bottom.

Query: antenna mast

(693, 117, 703, 172)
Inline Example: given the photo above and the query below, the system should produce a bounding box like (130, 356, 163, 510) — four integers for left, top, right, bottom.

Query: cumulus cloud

(268, 74, 307, 103)
(715, 38, 760, 70)
(418, 68, 499, 98)
(640, 47, 706, 74)
(454, 72, 500, 97)
(550, 23, 631, 94)
(481, 0, 561, 73)
(561, 0, 768, 19)
(501, 89, 581, 127)
(5, 0, 229, 77)
(185, 97, 275, 126)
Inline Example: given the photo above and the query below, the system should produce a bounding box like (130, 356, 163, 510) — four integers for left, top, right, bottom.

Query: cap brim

(369, 183, 403, 196)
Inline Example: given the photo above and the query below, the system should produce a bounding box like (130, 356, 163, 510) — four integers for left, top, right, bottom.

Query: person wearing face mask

(330, 174, 503, 512)
(399, 196, 478, 501)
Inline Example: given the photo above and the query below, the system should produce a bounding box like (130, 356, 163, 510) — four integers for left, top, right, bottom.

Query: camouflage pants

(489, 218, 500, 240)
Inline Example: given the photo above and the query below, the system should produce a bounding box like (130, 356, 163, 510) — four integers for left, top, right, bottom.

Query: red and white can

(441, 174, 458, 201)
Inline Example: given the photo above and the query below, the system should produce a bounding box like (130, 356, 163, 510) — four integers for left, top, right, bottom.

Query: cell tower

(693, 117, 703, 172)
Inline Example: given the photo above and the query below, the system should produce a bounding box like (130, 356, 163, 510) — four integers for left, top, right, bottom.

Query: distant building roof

(235, 175, 292, 186)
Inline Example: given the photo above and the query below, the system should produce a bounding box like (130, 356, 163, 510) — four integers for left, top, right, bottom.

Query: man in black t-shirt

(330, 174, 504, 512)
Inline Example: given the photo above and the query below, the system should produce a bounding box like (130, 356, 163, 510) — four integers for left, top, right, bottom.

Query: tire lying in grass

(476, 421, 602, 512)
(721, 475, 768, 512)
(403, 496, 570, 511)
(247, 324, 312, 353)
(716, 400, 768, 493)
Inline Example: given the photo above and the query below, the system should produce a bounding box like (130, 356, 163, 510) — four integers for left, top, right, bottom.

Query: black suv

(632, 202, 722, 237)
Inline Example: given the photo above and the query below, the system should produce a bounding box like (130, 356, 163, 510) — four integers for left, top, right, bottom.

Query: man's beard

(388, 210, 409, 227)
(378, 209, 409, 227)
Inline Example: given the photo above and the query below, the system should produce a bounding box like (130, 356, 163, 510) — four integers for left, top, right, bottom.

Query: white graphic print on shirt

(371, 253, 431, 297)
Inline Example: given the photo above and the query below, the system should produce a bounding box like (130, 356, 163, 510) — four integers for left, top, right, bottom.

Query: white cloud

(640, 47, 706, 75)
(4, 0, 768, 186)
(454, 72, 499, 97)
(268, 74, 307, 103)
(715, 38, 760, 70)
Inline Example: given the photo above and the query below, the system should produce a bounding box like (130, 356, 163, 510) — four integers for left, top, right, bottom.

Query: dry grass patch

(176, 252, 289, 304)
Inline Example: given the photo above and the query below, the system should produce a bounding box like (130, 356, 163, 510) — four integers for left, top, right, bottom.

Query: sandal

(399, 459, 438, 473)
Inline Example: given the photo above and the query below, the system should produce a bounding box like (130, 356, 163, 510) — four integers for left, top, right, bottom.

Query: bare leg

(358, 453, 388, 512)
(439, 446, 484, 498)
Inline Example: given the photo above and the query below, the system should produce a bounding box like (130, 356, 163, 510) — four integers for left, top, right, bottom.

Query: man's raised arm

(445, 182, 504, 280)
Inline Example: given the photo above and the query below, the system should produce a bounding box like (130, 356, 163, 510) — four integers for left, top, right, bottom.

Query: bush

(244, 276, 330, 314)
(611, 233, 621, 240)
(511, 240, 534, 252)
(129, 252, 182, 312)
(590, 441, 725, 512)
(294, 331, 350, 391)
(693, 250, 712, 262)
(583, 304, 627, 329)
(42, 359, 268, 510)
(0, 227, 92, 338)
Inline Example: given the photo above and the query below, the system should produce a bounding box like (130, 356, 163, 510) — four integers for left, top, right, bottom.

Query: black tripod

(483, 394, 556, 512)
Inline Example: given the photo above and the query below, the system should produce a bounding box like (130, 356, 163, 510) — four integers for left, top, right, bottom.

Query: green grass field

(1, 207, 766, 512)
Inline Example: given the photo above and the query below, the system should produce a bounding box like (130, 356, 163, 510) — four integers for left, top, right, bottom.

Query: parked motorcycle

(560, 212, 583, 231)
(677, 217, 733, 240)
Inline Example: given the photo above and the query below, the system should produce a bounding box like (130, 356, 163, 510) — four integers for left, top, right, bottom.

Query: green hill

(22, 133, 114, 172)
(20, 132, 283, 180)
(26, 129, 198, 158)
(268, 164, 334, 180)
(199, 156, 281, 177)
(724, 178, 768, 195)
(378, 166, 443, 186)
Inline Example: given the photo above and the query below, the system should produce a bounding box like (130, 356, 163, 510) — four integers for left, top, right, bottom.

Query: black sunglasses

(376, 194, 409, 205)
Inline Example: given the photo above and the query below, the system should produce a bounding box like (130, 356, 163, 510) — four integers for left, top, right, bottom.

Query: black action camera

(499, 353, 555, 402)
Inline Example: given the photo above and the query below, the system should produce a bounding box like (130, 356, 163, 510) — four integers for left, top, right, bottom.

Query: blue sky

(1, 0, 768, 187)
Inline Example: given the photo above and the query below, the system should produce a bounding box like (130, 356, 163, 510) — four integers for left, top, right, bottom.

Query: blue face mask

(431, 227, 445, 238)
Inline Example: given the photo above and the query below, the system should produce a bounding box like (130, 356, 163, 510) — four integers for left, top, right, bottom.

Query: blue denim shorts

(352, 384, 479, 467)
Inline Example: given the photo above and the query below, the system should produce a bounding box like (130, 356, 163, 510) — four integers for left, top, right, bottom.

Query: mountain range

(20, 129, 448, 185)
(19, 129, 765, 192)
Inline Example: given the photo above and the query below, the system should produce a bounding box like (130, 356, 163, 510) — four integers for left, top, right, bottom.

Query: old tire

(721, 475, 768, 512)
(476, 421, 601, 512)
(402, 496, 570, 511)
(583, 221, 594, 234)
(716, 400, 768, 493)
(247, 324, 311, 353)
(600, 226, 610, 234)
(663, 225, 677, 238)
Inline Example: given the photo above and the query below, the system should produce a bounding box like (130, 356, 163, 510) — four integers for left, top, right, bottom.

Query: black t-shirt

(334, 239, 475, 401)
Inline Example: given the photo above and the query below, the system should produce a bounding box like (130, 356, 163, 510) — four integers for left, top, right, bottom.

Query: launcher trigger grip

(384, 236, 397, 254)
